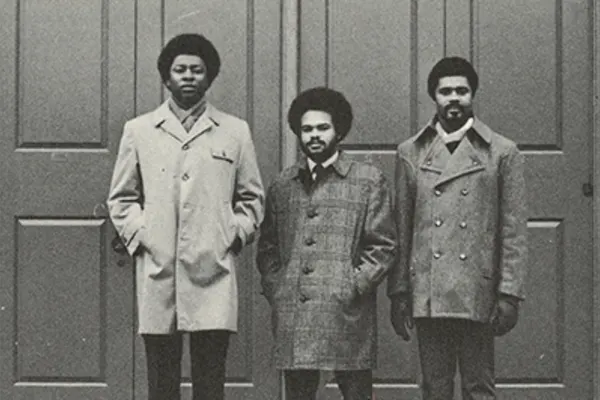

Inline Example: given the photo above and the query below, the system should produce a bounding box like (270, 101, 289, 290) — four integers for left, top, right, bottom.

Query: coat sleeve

(232, 124, 265, 247)
(354, 169, 397, 295)
(387, 152, 415, 298)
(497, 145, 528, 299)
(107, 122, 146, 256)
(256, 183, 279, 301)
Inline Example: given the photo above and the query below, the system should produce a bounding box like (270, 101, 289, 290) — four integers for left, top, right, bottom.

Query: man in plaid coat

(256, 87, 396, 400)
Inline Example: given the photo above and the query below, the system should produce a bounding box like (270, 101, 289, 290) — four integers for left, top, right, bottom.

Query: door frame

(593, 0, 600, 398)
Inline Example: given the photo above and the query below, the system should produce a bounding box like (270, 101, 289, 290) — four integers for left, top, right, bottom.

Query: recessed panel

(496, 220, 563, 382)
(328, 0, 412, 144)
(475, 0, 559, 147)
(16, 219, 106, 381)
(19, 0, 104, 147)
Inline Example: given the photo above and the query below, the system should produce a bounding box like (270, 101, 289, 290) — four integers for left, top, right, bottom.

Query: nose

(448, 91, 460, 101)
(182, 69, 194, 80)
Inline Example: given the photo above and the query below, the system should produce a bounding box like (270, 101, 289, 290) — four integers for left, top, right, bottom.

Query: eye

(172, 66, 185, 73)
(300, 125, 314, 133)
(438, 88, 452, 96)
(456, 87, 470, 95)
(191, 67, 206, 74)
(316, 123, 331, 131)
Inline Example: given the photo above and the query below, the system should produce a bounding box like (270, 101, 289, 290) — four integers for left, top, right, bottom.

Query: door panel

(474, 1, 593, 398)
(0, 0, 136, 399)
(135, 1, 282, 399)
(299, 0, 594, 399)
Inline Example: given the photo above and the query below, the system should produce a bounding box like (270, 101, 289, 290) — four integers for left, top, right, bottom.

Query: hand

(490, 295, 520, 336)
(390, 294, 414, 341)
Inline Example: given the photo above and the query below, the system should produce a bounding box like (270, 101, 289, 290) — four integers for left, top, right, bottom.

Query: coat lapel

(183, 104, 218, 146)
(152, 101, 188, 143)
(152, 101, 218, 145)
(419, 135, 450, 175)
(435, 136, 485, 187)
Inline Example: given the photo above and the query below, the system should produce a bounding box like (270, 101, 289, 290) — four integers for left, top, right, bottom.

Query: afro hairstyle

(157, 33, 221, 85)
(287, 87, 353, 141)
(427, 57, 479, 99)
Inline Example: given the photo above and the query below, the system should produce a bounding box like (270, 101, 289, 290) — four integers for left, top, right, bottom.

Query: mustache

(306, 139, 326, 146)
(444, 103, 464, 113)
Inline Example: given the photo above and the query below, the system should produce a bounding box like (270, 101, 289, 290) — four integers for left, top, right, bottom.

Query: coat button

(302, 266, 313, 274)
(299, 294, 309, 303)
(461, 188, 469, 196)
(305, 237, 315, 246)
(434, 219, 443, 227)
(459, 253, 467, 260)
(459, 221, 467, 229)
(433, 252, 441, 259)
(307, 207, 319, 218)
(434, 189, 442, 196)
(182, 144, 190, 150)
(182, 173, 190, 181)
(426, 159, 432, 166)
(472, 160, 479, 166)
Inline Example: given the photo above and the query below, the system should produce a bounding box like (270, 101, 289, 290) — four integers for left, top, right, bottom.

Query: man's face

(165, 54, 209, 108)
(299, 110, 338, 163)
(434, 76, 473, 127)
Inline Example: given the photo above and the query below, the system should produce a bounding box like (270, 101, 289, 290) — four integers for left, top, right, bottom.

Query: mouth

(307, 142, 325, 151)
(180, 85, 197, 91)
(446, 106, 463, 118)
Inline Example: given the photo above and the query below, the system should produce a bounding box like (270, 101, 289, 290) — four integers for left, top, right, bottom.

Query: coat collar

(290, 151, 353, 180)
(414, 115, 492, 145)
(419, 130, 486, 187)
(151, 100, 222, 144)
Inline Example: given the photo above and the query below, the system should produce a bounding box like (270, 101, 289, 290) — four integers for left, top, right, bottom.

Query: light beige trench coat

(108, 101, 264, 334)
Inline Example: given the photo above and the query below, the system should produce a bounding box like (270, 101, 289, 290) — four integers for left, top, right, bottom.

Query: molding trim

(280, 0, 299, 168)
(593, 0, 600, 397)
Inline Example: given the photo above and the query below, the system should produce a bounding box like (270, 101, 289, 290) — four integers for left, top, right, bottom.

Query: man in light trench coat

(257, 87, 396, 400)
(107, 33, 264, 400)
(388, 57, 527, 400)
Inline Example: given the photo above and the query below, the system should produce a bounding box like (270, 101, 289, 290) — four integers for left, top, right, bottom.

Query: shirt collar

(291, 151, 352, 180)
(307, 151, 339, 172)
(414, 115, 492, 145)
(167, 96, 207, 123)
(152, 100, 221, 128)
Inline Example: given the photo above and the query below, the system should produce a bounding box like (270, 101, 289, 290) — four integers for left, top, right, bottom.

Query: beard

(444, 103, 466, 120)
(301, 139, 337, 163)
(440, 103, 472, 131)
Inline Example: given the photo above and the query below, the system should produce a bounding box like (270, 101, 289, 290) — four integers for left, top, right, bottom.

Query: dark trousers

(416, 318, 495, 400)
(142, 330, 230, 400)
(284, 369, 373, 400)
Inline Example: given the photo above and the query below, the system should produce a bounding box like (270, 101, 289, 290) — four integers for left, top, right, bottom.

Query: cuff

(125, 227, 145, 256)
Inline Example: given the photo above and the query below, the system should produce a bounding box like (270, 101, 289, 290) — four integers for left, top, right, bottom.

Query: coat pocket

(211, 148, 235, 164)
(217, 201, 237, 252)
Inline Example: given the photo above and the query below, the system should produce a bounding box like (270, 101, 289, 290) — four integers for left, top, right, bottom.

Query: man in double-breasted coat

(257, 87, 396, 400)
(107, 34, 264, 400)
(388, 57, 527, 400)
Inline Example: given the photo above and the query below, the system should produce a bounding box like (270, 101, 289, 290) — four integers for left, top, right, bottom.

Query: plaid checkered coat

(256, 152, 396, 370)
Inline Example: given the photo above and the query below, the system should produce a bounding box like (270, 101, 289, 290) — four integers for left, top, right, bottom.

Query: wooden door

(299, 0, 594, 398)
(0, 1, 136, 399)
(134, 1, 282, 399)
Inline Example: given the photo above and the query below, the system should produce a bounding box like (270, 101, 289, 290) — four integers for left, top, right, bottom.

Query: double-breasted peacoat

(388, 117, 527, 322)
(257, 153, 396, 370)
(107, 101, 264, 334)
